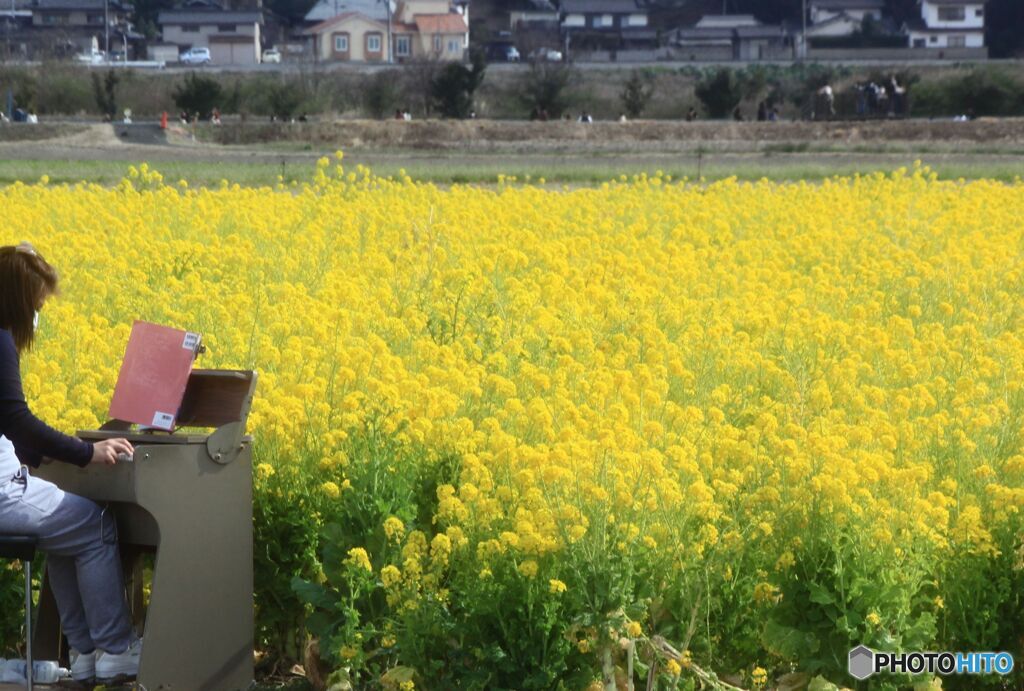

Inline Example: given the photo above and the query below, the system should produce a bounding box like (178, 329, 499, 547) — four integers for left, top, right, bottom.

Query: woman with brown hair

(0, 242, 142, 684)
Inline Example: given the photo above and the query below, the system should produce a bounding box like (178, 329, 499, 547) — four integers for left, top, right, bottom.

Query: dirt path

(0, 121, 1021, 181)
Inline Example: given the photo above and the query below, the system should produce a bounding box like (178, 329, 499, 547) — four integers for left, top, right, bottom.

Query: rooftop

(560, 0, 642, 14)
(735, 24, 787, 38)
(304, 10, 387, 33)
(158, 8, 264, 23)
(695, 14, 759, 28)
(304, 0, 395, 23)
(810, 0, 884, 9)
(32, 0, 129, 10)
(414, 12, 467, 33)
(904, 16, 985, 30)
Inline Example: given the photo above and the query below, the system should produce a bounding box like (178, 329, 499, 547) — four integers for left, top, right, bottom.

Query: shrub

(266, 80, 306, 120)
(516, 61, 575, 119)
(694, 68, 743, 118)
(619, 70, 653, 119)
(172, 72, 223, 119)
(35, 72, 92, 115)
(911, 68, 1024, 117)
(431, 51, 486, 119)
(91, 70, 119, 120)
(361, 69, 403, 119)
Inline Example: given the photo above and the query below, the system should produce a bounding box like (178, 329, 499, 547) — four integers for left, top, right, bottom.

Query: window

(367, 33, 381, 52)
(937, 6, 965, 21)
(947, 34, 965, 47)
(334, 34, 348, 51)
(913, 38, 926, 47)
(217, 23, 235, 32)
(182, 25, 199, 32)
(447, 39, 459, 52)
(395, 34, 410, 56)
(433, 34, 441, 51)
(975, 7, 983, 17)
(86, 13, 103, 24)
(929, 35, 938, 43)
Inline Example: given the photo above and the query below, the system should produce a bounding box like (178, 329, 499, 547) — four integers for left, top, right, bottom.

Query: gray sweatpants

(0, 465, 133, 654)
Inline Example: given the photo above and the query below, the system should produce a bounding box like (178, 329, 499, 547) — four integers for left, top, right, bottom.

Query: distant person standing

(889, 76, 906, 117)
(732, 106, 743, 121)
(817, 84, 835, 119)
(685, 107, 698, 122)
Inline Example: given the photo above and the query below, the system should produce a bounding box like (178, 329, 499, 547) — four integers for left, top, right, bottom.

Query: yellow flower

(549, 579, 567, 594)
(517, 560, 538, 578)
(384, 516, 406, 542)
(345, 547, 372, 573)
(320, 481, 340, 499)
(752, 666, 768, 687)
(866, 611, 881, 627)
(665, 659, 681, 676)
(625, 621, 642, 638)
(381, 564, 402, 588)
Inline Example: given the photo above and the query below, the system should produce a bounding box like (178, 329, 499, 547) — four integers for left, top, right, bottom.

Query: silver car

(180, 47, 212, 65)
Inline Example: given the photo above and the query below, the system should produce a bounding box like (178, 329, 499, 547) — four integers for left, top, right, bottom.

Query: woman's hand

(91, 438, 135, 465)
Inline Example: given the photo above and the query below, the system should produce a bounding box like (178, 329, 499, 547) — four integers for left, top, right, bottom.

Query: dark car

(484, 41, 521, 62)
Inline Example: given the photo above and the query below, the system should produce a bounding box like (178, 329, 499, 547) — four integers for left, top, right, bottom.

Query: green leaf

(762, 617, 820, 660)
(381, 666, 417, 684)
(808, 582, 835, 606)
(807, 674, 840, 691)
(291, 576, 333, 609)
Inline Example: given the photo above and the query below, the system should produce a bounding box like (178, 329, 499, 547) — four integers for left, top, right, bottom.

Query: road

(1, 57, 1021, 75)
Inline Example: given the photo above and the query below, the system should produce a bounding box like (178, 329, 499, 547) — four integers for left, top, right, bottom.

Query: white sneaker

(69, 648, 96, 682)
(95, 637, 142, 682)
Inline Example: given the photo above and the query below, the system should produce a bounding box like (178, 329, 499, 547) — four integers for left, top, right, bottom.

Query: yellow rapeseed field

(5, 159, 1023, 688)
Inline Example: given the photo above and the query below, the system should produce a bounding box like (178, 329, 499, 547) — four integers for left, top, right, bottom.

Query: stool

(0, 536, 38, 690)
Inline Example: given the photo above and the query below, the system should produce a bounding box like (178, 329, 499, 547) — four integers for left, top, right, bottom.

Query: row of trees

(18, 61, 1024, 122)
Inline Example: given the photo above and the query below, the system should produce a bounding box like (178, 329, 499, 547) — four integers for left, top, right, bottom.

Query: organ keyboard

(33, 368, 258, 691)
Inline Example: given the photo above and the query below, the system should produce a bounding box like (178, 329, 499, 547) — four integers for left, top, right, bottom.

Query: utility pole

(385, 0, 392, 63)
(104, 0, 109, 57)
(801, 0, 807, 59)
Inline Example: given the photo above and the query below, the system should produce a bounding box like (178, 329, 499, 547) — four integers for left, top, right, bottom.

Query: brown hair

(0, 243, 59, 353)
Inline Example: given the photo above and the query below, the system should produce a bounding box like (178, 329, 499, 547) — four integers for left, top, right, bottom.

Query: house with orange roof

(303, 0, 468, 62)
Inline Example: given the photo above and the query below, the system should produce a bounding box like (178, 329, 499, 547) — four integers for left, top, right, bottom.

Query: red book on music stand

(108, 320, 202, 431)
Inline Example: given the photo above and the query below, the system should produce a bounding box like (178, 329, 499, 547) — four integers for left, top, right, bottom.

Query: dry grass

(203, 117, 1024, 152)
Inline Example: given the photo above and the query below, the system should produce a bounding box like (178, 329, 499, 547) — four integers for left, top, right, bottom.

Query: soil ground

(0, 118, 1021, 186)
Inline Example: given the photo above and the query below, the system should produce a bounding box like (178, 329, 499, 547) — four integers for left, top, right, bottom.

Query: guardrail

(80, 60, 167, 69)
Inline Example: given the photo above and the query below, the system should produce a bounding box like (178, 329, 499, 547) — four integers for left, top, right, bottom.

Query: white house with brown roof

(905, 0, 985, 49)
(304, 0, 467, 62)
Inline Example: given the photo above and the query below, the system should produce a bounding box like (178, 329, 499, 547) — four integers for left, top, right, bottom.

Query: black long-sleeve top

(0, 329, 93, 468)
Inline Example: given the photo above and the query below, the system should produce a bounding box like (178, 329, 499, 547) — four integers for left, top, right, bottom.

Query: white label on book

(152, 411, 175, 429)
(183, 332, 200, 350)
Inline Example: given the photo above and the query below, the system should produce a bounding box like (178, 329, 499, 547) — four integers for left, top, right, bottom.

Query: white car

(261, 47, 281, 63)
(74, 50, 106, 64)
(180, 47, 212, 65)
(530, 47, 563, 62)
